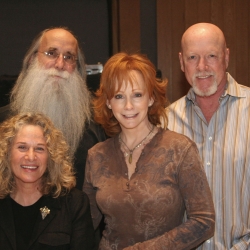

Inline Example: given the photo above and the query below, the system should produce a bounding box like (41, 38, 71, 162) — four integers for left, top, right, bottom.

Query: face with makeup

(10, 125, 48, 188)
(107, 70, 154, 132)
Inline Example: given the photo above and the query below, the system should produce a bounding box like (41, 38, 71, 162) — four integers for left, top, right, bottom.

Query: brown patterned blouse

(83, 128, 215, 250)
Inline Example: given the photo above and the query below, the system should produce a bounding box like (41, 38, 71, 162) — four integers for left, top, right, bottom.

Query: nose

(54, 54, 65, 71)
(124, 98, 133, 110)
(197, 57, 208, 71)
(25, 148, 36, 161)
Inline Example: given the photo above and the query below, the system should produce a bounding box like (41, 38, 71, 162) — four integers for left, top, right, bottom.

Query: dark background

(0, 0, 249, 103)
(0, 0, 110, 76)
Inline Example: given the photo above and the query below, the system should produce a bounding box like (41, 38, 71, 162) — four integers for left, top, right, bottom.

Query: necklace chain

(119, 125, 155, 164)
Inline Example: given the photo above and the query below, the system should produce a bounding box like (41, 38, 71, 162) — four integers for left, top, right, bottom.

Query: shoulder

(227, 73, 250, 97)
(165, 96, 189, 121)
(81, 120, 107, 143)
(160, 127, 191, 141)
(237, 84, 250, 96)
(88, 136, 115, 154)
(57, 189, 90, 215)
(158, 128, 197, 150)
(65, 188, 89, 203)
(168, 96, 187, 109)
(77, 120, 107, 151)
(84, 120, 105, 136)
(0, 196, 10, 206)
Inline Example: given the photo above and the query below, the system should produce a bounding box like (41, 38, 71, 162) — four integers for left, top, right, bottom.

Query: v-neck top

(83, 128, 215, 249)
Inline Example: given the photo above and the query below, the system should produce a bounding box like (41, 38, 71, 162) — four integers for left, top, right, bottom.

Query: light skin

(179, 23, 230, 122)
(37, 28, 78, 74)
(10, 125, 48, 206)
(107, 70, 154, 178)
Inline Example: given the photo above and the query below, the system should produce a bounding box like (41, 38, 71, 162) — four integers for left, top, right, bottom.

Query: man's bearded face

(13, 57, 90, 155)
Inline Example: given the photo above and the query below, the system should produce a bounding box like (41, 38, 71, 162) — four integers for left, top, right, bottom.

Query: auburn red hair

(93, 52, 168, 137)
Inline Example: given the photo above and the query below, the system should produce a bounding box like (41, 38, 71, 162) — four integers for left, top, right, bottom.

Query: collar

(186, 72, 245, 104)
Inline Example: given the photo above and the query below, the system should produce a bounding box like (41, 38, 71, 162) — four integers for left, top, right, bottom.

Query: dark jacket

(0, 188, 95, 250)
(74, 120, 107, 190)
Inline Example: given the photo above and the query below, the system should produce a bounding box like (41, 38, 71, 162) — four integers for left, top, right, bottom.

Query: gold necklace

(119, 125, 154, 164)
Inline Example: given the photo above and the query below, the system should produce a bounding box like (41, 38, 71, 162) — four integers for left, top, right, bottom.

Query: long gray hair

(11, 27, 86, 102)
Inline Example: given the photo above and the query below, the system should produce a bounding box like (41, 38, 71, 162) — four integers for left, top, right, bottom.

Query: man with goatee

(166, 23, 250, 249)
(0, 27, 107, 190)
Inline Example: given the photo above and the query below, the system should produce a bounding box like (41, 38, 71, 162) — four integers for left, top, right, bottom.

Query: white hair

(11, 58, 91, 155)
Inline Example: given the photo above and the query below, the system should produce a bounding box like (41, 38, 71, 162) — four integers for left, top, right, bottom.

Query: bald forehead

(39, 28, 78, 54)
(181, 23, 226, 51)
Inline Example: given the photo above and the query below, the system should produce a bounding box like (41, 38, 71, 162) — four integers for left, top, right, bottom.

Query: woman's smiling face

(10, 125, 48, 188)
(107, 70, 153, 132)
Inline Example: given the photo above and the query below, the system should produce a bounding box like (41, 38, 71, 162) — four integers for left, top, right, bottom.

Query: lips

(51, 75, 64, 79)
(123, 114, 137, 118)
(21, 165, 38, 170)
(197, 75, 210, 79)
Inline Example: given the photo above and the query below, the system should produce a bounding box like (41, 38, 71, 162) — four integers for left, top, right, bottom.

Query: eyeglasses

(38, 50, 77, 65)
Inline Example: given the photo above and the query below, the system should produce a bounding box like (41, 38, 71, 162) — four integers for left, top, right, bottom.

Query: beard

(11, 58, 91, 155)
(192, 72, 218, 97)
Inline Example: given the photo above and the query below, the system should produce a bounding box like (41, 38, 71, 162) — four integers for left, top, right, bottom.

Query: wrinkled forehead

(39, 29, 78, 54)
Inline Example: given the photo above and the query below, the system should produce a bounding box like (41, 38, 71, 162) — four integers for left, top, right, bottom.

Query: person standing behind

(0, 27, 107, 190)
(83, 52, 215, 250)
(166, 22, 250, 249)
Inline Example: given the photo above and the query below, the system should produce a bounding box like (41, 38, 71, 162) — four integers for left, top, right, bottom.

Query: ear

(225, 48, 230, 69)
(106, 100, 111, 109)
(148, 98, 154, 107)
(179, 52, 185, 72)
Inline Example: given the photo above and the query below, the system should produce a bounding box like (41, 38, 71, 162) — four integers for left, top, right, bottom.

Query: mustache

(11, 57, 91, 155)
(46, 68, 70, 79)
(193, 72, 215, 77)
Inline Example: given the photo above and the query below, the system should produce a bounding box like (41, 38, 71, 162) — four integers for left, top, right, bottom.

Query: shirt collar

(186, 72, 245, 103)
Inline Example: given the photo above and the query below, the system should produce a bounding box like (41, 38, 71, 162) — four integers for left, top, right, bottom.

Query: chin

(194, 88, 217, 97)
(193, 82, 218, 97)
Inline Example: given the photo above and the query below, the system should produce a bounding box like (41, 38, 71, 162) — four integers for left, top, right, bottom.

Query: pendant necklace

(119, 125, 155, 164)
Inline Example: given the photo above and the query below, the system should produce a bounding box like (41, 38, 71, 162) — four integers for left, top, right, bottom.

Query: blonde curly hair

(0, 112, 76, 199)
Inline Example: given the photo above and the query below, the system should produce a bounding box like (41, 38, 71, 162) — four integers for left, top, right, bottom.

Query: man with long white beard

(165, 23, 250, 249)
(0, 27, 107, 190)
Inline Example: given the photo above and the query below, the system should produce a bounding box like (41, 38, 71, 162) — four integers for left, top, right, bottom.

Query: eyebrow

(47, 47, 57, 51)
(15, 142, 46, 146)
(47, 47, 75, 55)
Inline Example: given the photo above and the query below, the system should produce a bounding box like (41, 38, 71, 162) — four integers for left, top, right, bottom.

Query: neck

(119, 123, 155, 165)
(195, 81, 227, 123)
(11, 182, 42, 206)
(120, 123, 153, 149)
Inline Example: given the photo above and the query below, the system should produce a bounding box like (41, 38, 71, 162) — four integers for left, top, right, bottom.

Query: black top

(0, 188, 95, 250)
(74, 119, 107, 189)
(11, 197, 43, 250)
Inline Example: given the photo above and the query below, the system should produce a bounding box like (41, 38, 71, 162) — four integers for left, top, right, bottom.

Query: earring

(148, 103, 152, 107)
(108, 104, 111, 109)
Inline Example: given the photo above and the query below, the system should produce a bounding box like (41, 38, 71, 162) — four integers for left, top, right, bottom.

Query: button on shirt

(166, 73, 250, 250)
